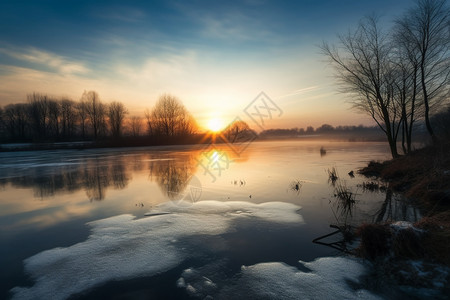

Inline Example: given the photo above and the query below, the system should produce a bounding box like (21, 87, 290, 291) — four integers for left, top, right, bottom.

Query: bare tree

(61, 98, 77, 139)
(395, 0, 450, 143)
(28, 93, 50, 141)
(3, 103, 29, 140)
(223, 119, 253, 143)
(150, 94, 196, 137)
(322, 16, 400, 158)
(47, 99, 61, 140)
(0, 106, 4, 140)
(82, 91, 106, 140)
(77, 99, 88, 139)
(108, 101, 128, 138)
(129, 116, 143, 137)
(390, 31, 422, 154)
(144, 108, 154, 136)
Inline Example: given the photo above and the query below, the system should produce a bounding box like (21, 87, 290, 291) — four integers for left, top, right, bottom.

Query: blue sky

(0, 0, 415, 129)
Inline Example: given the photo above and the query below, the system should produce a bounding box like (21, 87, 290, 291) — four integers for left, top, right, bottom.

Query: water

(0, 140, 422, 299)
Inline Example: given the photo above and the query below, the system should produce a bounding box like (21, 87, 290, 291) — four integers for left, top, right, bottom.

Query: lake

(0, 140, 422, 299)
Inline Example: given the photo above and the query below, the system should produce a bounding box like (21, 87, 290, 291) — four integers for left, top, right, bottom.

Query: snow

(11, 200, 303, 300)
(177, 257, 382, 299)
(10, 199, 447, 299)
(234, 258, 381, 300)
(390, 221, 424, 234)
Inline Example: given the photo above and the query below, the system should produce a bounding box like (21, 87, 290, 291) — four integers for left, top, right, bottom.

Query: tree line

(260, 124, 381, 136)
(0, 92, 198, 144)
(322, 0, 449, 158)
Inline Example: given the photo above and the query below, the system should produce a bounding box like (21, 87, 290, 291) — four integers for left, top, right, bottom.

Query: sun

(207, 118, 223, 132)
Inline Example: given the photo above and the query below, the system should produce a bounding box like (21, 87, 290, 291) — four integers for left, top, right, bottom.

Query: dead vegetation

(327, 166, 338, 185)
(357, 143, 450, 266)
(357, 181, 387, 192)
(359, 144, 450, 210)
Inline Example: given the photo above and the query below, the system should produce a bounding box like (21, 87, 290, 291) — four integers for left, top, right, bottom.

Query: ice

(177, 266, 220, 298)
(149, 200, 304, 223)
(230, 257, 382, 300)
(390, 221, 424, 233)
(178, 257, 382, 299)
(11, 200, 303, 300)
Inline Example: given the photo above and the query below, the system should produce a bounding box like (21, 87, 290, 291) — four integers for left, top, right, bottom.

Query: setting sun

(207, 118, 224, 132)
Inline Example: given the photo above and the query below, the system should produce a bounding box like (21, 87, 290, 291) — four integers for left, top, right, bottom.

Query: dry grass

(327, 166, 338, 185)
(355, 223, 391, 260)
(355, 223, 425, 261)
(415, 211, 450, 266)
(391, 227, 424, 259)
(334, 180, 356, 212)
(358, 181, 387, 192)
(359, 143, 450, 211)
(328, 171, 357, 226)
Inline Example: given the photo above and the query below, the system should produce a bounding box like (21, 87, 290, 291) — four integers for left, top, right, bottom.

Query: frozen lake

(0, 140, 422, 299)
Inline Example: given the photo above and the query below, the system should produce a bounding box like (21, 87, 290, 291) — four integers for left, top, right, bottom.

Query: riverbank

(355, 143, 450, 297)
(359, 144, 450, 266)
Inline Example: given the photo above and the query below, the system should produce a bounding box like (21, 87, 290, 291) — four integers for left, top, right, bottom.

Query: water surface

(0, 140, 421, 299)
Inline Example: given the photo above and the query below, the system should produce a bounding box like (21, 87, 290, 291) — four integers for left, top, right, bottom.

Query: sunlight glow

(211, 151, 220, 163)
(207, 118, 224, 132)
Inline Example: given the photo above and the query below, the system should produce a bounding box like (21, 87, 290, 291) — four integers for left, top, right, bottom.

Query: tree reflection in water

(0, 151, 203, 202)
(149, 154, 198, 201)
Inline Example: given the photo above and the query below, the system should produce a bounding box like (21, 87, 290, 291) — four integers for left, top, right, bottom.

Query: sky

(0, 0, 415, 131)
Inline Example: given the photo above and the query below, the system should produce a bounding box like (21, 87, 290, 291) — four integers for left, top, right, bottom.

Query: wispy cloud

(0, 47, 89, 75)
(0, 65, 98, 102)
(275, 86, 319, 99)
(171, 2, 275, 43)
(200, 14, 271, 41)
(95, 6, 146, 23)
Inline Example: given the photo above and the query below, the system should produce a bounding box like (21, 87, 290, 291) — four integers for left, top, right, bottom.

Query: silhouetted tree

(150, 94, 197, 137)
(60, 98, 77, 139)
(28, 93, 50, 140)
(82, 91, 106, 140)
(395, 0, 450, 144)
(316, 124, 335, 133)
(306, 126, 315, 134)
(390, 32, 421, 154)
(0, 106, 4, 140)
(144, 108, 154, 136)
(47, 99, 61, 140)
(222, 120, 255, 143)
(129, 116, 143, 137)
(3, 103, 29, 140)
(108, 101, 128, 138)
(322, 16, 400, 158)
(77, 99, 88, 139)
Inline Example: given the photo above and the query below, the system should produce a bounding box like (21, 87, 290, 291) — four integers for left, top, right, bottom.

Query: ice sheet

(11, 200, 303, 300)
(179, 257, 382, 299)
(234, 257, 381, 299)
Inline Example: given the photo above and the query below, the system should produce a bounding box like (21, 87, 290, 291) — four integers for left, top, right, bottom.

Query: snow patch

(148, 200, 304, 224)
(231, 257, 382, 299)
(178, 257, 382, 299)
(11, 200, 303, 300)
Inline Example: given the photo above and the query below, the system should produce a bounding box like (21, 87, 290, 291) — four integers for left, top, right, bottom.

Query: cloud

(275, 86, 319, 99)
(171, 2, 276, 43)
(200, 14, 271, 41)
(0, 65, 99, 102)
(0, 47, 89, 75)
(95, 6, 146, 23)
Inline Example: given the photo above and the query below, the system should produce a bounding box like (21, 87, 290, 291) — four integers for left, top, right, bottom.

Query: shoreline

(357, 142, 450, 265)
